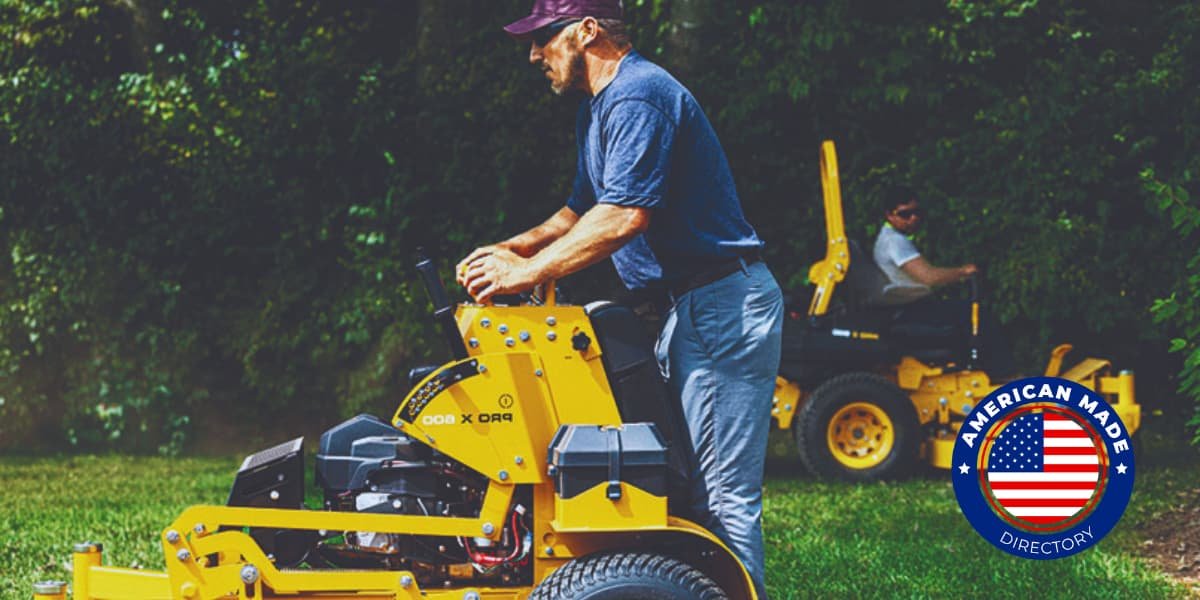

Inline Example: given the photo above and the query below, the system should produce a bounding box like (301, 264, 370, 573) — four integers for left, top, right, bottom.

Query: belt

(668, 251, 763, 300)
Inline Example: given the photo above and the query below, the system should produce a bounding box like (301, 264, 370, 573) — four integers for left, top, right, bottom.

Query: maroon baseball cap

(504, 0, 624, 40)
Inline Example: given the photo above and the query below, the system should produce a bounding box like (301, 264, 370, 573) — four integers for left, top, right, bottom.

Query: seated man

(872, 186, 1016, 379)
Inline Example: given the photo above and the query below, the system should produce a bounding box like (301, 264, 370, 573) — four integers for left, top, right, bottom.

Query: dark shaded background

(1, 0, 1197, 453)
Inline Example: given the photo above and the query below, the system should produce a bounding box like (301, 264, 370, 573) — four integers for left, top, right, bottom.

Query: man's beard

(549, 47, 586, 96)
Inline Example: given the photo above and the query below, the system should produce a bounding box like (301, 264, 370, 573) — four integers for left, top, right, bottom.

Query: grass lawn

(2, 431, 1198, 599)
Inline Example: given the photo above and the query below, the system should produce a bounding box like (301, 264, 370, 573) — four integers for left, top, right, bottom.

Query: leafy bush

(0, 0, 1197, 451)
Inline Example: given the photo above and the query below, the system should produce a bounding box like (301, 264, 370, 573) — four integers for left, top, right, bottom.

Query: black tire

(794, 372, 920, 481)
(528, 552, 728, 600)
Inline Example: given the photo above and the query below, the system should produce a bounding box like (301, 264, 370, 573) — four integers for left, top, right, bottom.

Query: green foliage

(0, 0, 1197, 450)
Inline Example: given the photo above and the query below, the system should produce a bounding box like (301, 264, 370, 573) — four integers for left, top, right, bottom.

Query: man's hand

(462, 247, 541, 304)
(959, 263, 979, 281)
(456, 244, 508, 287)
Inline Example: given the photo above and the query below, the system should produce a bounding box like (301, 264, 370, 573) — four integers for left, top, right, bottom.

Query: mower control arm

(416, 249, 470, 360)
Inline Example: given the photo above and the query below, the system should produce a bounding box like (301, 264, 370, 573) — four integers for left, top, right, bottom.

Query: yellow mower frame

(58, 291, 757, 598)
(770, 141, 1141, 475)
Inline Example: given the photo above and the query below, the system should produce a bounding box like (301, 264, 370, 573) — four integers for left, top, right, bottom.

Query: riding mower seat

(783, 239, 966, 378)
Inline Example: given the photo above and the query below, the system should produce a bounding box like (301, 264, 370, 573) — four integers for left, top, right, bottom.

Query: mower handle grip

(416, 249, 469, 360)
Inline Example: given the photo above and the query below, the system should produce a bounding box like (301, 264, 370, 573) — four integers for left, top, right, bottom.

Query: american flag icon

(984, 410, 1106, 527)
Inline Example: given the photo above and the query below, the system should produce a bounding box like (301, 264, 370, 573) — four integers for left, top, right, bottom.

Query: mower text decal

(421, 412, 514, 426)
(952, 376, 1135, 560)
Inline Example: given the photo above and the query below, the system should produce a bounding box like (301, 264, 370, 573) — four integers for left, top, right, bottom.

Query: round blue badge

(952, 376, 1135, 559)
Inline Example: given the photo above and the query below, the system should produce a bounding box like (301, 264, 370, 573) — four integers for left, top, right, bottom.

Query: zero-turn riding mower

(768, 141, 1142, 481)
(52, 257, 756, 599)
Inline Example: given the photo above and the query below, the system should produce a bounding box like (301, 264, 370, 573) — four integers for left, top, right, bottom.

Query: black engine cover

(315, 414, 432, 494)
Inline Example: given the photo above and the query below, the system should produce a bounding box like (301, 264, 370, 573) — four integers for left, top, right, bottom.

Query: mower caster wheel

(529, 551, 728, 600)
(795, 372, 920, 481)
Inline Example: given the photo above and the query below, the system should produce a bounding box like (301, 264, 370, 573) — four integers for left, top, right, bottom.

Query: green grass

(2, 437, 1197, 599)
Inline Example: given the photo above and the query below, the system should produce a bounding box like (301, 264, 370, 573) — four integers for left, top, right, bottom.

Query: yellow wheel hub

(826, 402, 895, 469)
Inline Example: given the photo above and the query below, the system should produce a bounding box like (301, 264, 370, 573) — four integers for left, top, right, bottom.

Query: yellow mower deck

(58, 299, 757, 599)
(771, 141, 1141, 474)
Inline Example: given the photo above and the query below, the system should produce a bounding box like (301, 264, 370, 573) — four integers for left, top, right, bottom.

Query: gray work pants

(656, 260, 784, 600)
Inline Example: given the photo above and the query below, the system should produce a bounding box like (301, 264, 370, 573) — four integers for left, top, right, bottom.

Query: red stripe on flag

(1044, 447, 1100, 455)
(1044, 464, 1100, 472)
(988, 481, 1098, 490)
(998, 498, 1090, 508)
(1044, 413, 1073, 421)
(1044, 430, 1090, 438)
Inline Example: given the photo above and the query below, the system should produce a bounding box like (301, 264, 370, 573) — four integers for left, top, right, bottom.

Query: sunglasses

(894, 207, 924, 219)
(532, 19, 581, 46)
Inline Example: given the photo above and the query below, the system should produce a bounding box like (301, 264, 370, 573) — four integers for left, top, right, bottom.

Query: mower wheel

(795, 372, 920, 481)
(529, 551, 728, 600)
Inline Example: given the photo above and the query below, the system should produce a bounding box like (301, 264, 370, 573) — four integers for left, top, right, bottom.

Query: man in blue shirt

(458, 2, 782, 595)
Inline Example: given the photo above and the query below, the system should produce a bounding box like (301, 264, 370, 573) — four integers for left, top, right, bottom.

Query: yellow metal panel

(551, 483, 667, 532)
(926, 431, 956, 470)
(393, 352, 555, 484)
(82, 568, 171, 600)
(808, 141, 850, 317)
(894, 356, 943, 390)
(1060, 357, 1112, 383)
(1043, 343, 1073, 376)
(171, 483, 513, 540)
(456, 305, 622, 426)
(73, 545, 102, 600)
(772, 377, 803, 430)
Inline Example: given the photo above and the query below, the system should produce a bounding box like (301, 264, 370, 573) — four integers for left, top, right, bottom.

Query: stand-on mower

(768, 141, 1142, 481)
(51, 257, 756, 599)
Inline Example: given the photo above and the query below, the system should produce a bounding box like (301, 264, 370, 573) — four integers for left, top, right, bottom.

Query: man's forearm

(501, 206, 580, 257)
(526, 204, 650, 281)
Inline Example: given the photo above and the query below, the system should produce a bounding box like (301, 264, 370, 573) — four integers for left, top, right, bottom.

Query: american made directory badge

(952, 376, 1135, 559)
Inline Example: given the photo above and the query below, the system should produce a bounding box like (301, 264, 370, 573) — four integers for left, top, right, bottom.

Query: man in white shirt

(872, 186, 1015, 379)
(873, 186, 976, 304)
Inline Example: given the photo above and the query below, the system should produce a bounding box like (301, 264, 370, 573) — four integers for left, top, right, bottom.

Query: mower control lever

(416, 249, 469, 360)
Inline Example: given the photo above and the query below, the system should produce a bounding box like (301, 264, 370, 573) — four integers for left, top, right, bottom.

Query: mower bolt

(426, 435, 436, 445)
(240, 564, 260, 584)
(482, 522, 495, 535)
(499, 470, 509, 481)
(478, 365, 488, 373)
(193, 523, 206, 535)
(176, 549, 192, 562)
(546, 316, 557, 326)
(546, 331, 557, 341)
(544, 547, 555, 556)
(505, 337, 515, 347)
(166, 530, 181, 543)
(269, 490, 280, 501)
(771, 408, 779, 415)
(480, 318, 491, 328)
(469, 338, 479, 348)
(465, 592, 481, 600)
(784, 404, 793, 411)
(964, 391, 974, 398)
(519, 331, 530, 342)
(400, 575, 414, 588)
(498, 324, 509, 334)
(939, 397, 948, 406)
(32, 581, 67, 595)
(534, 369, 543, 377)
(515, 456, 524, 465)
(962, 404, 972, 413)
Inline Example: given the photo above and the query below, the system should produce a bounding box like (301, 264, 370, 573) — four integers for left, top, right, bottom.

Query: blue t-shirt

(565, 51, 763, 291)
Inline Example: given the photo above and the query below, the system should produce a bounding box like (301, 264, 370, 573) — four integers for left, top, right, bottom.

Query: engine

(227, 414, 531, 588)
